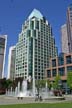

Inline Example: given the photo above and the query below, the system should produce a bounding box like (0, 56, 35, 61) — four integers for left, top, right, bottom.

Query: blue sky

(0, 0, 72, 77)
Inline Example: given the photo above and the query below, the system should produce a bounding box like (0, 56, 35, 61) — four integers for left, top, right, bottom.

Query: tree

(35, 80, 45, 98)
(36, 80, 46, 89)
(53, 75, 61, 90)
(67, 71, 72, 93)
(5, 79, 13, 89)
(35, 79, 51, 89)
(0, 78, 11, 94)
(47, 79, 52, 90)
(0, 78, 6, 89)
(35, 79, 51, 98)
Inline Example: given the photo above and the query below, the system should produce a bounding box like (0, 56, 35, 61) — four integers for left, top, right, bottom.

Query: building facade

(46, 53, 72, 89)
(61, 4, 72, 54)
(67, 4, 72, 52)
(61, 24, 69, 53)
(15, 9, 57, 80)
(7, 46, 16, 80)
(0, 35, 7, 79)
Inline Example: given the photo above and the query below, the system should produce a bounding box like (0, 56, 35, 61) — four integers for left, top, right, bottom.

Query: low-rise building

(45, 53, 72, 90)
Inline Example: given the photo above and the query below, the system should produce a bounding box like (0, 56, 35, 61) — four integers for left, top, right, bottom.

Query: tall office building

(0, 35, 7, 79)
(61, 24, 69, 53)
(15, 9, 57, 80)
(67, 4, 72, 52)
(7, 46, 16, 80)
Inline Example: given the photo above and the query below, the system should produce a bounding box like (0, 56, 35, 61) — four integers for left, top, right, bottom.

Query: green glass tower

(15, 9, 57, 80)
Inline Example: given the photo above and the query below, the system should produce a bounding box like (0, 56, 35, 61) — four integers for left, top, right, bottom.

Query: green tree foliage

(0, 78, 6, 89)
(35, 80, 46, 97)
(53, 75, 61, 90)
(36, 80, 45, 89)
(67, 71, 72, 90)
(0, 78, 13, 94)
(5, 79, 13, 89)
(47, 80, 52, 90)
(35, 79, 51, 89)
(0, 78, 13, 89)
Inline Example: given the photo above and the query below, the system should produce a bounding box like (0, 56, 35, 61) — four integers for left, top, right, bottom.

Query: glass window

(67, 66, 72, 72)
(33, 30, 36, 37)
(0, 37, 5, 45)
(66, 55, 72, 64)
(47, 70, 51, 78)
(36, 21, 39, 29)
(52, 59, 56, 67)
(0, 47, 4, 54)
(58, 67, 65, 76)
(27, 30, 31, 37)
(58, 53, 64, 66)
(58, 57, 64, 66)
(30, 21, 34, 29)
(70, 7, 72, 11)
(52, 69, 57, 77)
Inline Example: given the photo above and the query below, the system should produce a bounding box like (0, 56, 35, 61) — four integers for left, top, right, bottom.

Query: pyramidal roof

(28, 9, 43, 20)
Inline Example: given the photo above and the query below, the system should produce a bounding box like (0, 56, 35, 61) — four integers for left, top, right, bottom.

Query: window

(36, 21, 39, 29)
(33, 30, 36, 37)
(66, 55, 72, 64)
(58, 67, 65, 76)
(52, 59, 56, 67)
(38, 76, 40, 79)
(25, 69, 27, 71)
(67, 66, 72, 72)
(0, 47, 4, 54)
(47, 70, 51, 78)
(27, 30, 31, 37)
(0, 37, 5, 45)
(52, 69, 57, 77)
(58, 56, 64, 66)
(30, 21, 34, 29)
(70, 7, 72, 11)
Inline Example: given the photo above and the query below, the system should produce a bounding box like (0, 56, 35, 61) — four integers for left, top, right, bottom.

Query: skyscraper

(7, 46, 16, 80)
(67, 4, 72, 52)
(0, 35, 7, 78)
(61, 24, 69, 53)
(15, 9, 57, 80)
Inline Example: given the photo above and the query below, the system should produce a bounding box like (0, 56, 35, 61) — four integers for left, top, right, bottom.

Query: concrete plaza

(0, 95, 72, 105)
